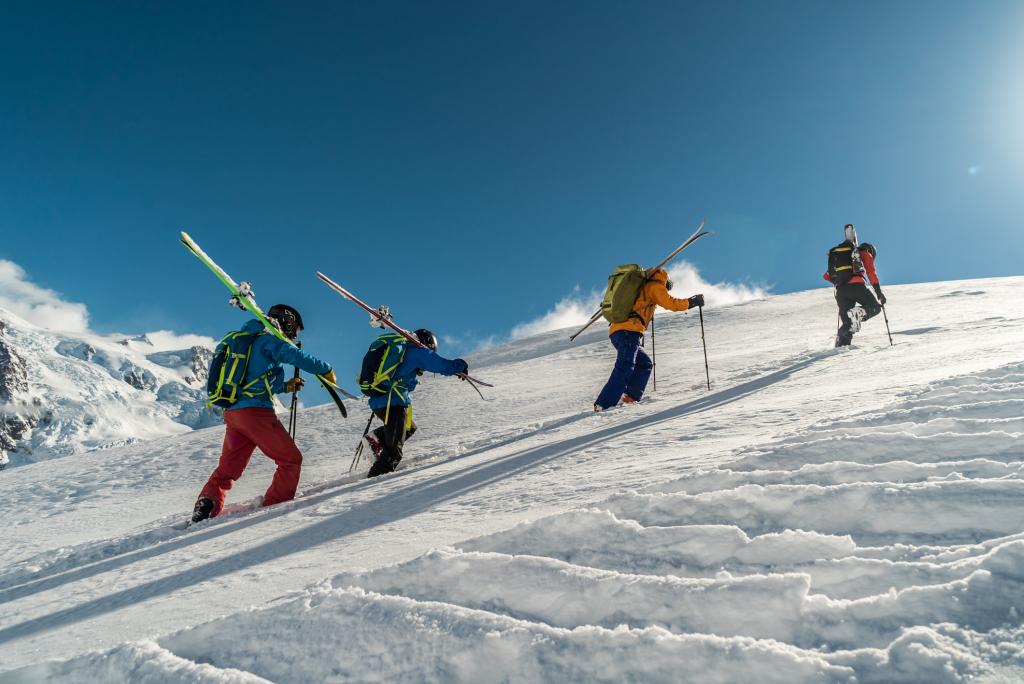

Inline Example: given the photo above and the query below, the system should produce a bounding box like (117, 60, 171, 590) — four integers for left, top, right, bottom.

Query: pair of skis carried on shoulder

(568, 220, 711, 342)
(180, 233, 492, 417)
(181, 232, 354, 418)
(315, 272, 492, 399)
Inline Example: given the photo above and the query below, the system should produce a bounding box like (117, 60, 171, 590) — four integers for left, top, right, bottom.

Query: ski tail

(648, 219, 708, 274)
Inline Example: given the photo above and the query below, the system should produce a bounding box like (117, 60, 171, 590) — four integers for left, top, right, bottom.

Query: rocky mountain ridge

(0, 310, 219, 469)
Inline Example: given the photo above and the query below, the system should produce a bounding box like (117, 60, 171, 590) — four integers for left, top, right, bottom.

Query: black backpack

(827, 241, 861, 285)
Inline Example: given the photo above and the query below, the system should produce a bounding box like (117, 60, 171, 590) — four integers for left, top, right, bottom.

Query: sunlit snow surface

(1, 277, 1023, 682)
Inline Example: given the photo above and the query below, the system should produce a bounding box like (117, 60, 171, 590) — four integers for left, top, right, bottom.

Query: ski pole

(287, 342, 301, 438)
(650, 315, 656, 392)
(881, 305, 893, 346)
(350, 413, 375, 472)
(699, 306, 711, 391)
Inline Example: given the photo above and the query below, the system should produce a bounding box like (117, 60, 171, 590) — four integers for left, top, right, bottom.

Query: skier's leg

(369, 412, 414, 453)
(231, 408, 303, 507)
(368, 406, 409, 477)
(853, 284, 882, 321)
(595, 331, 641, 409)
(835, 287, 856, 347)
(198, 411, 257, 517)
(624, 346, 653, 401)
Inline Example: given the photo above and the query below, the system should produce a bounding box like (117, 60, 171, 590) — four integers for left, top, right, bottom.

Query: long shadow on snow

(0, 406, 600, 603)
(0, 353, 823, 646)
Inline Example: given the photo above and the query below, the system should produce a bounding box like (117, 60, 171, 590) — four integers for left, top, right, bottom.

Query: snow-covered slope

(0, 309, 218, 468)
(1, 277, 1023, 682)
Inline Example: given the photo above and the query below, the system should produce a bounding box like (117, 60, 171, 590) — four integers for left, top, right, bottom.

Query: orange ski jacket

(609, 269, 692, 335)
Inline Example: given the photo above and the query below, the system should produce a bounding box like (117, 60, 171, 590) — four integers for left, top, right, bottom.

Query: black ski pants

(367, 405, 418, 478)
(834, 282, 882, 347)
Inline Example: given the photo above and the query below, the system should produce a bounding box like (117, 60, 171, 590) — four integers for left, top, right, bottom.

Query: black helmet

(414, 328, 438, 352)
(268, 304, 304, 339)
(859, 242, 876, 258)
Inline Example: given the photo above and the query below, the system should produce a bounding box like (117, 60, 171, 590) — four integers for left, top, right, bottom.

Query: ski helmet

(268, 304, 304, 339)
(859, 242, 877, 259)
(414, 328, 438, 352)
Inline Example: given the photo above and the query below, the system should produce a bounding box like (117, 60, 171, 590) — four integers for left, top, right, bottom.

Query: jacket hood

(648, 269, 669, 284)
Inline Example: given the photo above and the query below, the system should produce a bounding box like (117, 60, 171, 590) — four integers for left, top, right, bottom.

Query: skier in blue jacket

(193, 305, 337, 522)
(362, 328, 468, 478)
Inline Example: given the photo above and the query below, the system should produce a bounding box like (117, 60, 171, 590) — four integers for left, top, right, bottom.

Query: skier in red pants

(192, 305, 336, 523)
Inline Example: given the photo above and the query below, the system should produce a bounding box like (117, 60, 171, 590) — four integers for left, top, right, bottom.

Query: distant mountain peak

(0, 311, 220, 469)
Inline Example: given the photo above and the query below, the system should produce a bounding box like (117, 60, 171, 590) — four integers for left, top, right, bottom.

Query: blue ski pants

(595, 330, 653, 409)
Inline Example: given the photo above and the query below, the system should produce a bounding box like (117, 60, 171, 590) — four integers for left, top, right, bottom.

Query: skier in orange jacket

(594, 269, 703, 410)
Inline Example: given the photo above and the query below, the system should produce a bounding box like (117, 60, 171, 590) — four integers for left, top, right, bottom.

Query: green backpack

(358, 333, 409, 397)
(206, 330, 273, 408)
(601, 264, 649, 323)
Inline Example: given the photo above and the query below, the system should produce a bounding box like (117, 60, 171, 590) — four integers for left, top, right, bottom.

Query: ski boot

(621, 395, 638, 405)
(191, 497, 214, 523)
(367, 454, 401, 478)
(847, 305, 867, 333)
(361, 433, 384, 459)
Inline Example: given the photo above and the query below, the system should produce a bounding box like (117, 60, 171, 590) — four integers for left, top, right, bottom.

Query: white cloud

(141, 330, 218, 351)
(508, 286, 603, 341)
(664, 261, 767, 307)
(0, 260, 90, 333)
(506, 261, 767, 342)
(0, 259, 215, 349)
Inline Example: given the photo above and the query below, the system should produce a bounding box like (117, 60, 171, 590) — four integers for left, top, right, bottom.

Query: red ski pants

(197, 408, 303, 517)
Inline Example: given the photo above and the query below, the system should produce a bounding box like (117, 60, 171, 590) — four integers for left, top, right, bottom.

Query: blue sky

(2, 1, 1023, 402)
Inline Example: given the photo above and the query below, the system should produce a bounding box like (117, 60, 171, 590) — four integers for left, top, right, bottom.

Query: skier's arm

(651, 284, 692, 313)
(406, 346, 468, 376)
(861, 251, 880, 286)
(266, 338, 333, 376)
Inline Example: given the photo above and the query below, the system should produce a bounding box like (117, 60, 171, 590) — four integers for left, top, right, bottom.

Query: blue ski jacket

(224, 319, 333, 411)
(367, 344, 467, 410)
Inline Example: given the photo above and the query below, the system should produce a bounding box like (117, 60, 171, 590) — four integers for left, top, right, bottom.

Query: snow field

(50, 357, 1019, 683)
(301, 360, 1024, 680)
(3, 277, 1024, 682)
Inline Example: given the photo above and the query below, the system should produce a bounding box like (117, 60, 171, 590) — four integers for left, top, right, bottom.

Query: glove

(321, 369, 338, 386)
(454, 359, 469, 375)
(284, 377, 305, 393)
(687, 294, 705, 309)
(873, 285, 887, 306)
